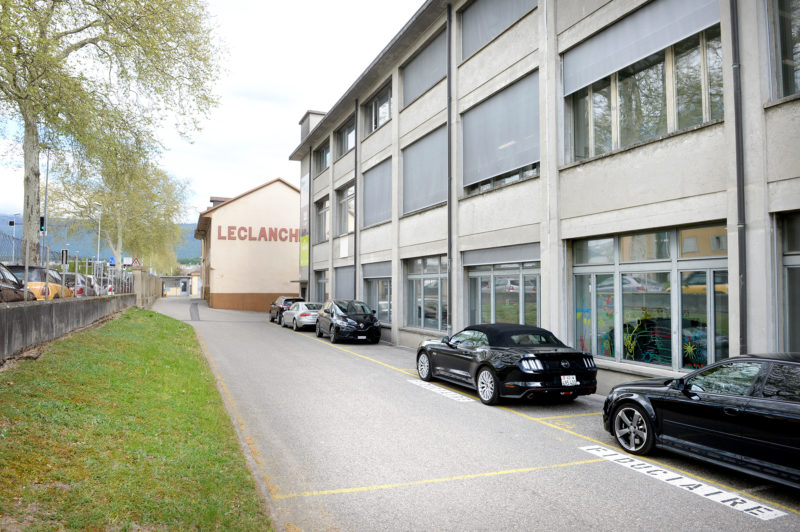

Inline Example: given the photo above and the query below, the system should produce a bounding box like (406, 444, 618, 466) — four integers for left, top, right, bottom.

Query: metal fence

(1, 232, 134, 295)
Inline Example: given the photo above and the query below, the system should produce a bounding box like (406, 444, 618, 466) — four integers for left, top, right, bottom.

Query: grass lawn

(0, 308, 272, 531)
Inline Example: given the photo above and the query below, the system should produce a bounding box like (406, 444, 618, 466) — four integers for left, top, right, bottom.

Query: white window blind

(403, 126, 447, 213)
(403, 30, 447, 106)
(362, 158, 392, 227)
(461, 0, 537, 60)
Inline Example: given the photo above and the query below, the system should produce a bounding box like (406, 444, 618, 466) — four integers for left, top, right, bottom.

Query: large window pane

(682, 271, 708, 369)
(715, 270, 729, 359)
(523, 275, 538, 325)
(706, 25, 724, 120)
(680, 225, 727, 258)
(593, 78, 612, 155)
(596, 274, 615, 357)
(574, 238, 614, 265)
(619, 52, 667, 147)
(575, 275, 593, 353)
(494, 275, 519, 323)
(788, 268, 800, 350)
(469, 276, 490, 325)
(423, 278, 439, 329)
(778, 0, 800, 97)
(786, 212, 800, 252)
(407, 278, 422, 327)
(675, 34, 703, 130)
(573, 87, 590, 160)
(622, 272, 671, 366)
(620, 232, 670, 262)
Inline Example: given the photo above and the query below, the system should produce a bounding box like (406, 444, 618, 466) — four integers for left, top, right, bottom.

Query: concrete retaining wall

(0, 295, 136, 365)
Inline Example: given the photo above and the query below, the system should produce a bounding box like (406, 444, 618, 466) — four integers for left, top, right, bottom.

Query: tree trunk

(22, 114, 41, 265)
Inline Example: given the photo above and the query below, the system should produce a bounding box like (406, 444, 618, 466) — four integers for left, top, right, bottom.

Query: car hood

(611, 377, 675, 392)
(341, 313, 377, 324)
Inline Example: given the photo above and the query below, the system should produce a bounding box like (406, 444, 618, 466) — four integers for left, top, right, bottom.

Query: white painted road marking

(408, 379, 474, 402)
(581, 445, 787, 521)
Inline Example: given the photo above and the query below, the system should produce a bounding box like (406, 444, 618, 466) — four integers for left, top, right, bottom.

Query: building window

(463, 164, 539, 197)
(467, 263, 539, 326)
(569, 24, 724, 161)
(776, 0, 800, 97)
(574, 225, 728, 370)
(314, 197, 330, 243)
(462, 71, 540, 192)
(406, 256, 448, 330)
(784, 212, 800, 350)
(461, 0, 537, 60)
(403, 126, 447, 213)
(365, 278, 391, 324)
(315, 269, 328, 301)
(336, 184, 355, 236)
(314, 142, 330, 175)
(336, 119, 355, 158)
(402, 30, 446, 107)
(365, 84, 391, 134)
(363, 158, 392, 227)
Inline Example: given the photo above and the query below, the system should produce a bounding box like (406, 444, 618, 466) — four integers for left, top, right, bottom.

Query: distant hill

(0, 214, 201, 261)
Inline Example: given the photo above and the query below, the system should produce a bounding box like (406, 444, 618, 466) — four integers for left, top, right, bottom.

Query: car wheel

(370, 332, 380, 344)
(329, 326, 339, 344)
(268, 312, 274, 323)
(613, 403, 654, 455)
(280, 314, 286, 327)
(293, 319, 299, 331)
(417, 352, 433, 382)
(315, 321, 323, 337)
(476, 367, 500, 405)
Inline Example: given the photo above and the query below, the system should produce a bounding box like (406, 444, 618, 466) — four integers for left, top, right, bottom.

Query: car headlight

(521, 358, 544, 372)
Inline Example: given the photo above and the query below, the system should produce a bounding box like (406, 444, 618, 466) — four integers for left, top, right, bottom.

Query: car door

(652, 361, 763, 461)
(736, 362, 800, 481)
(428, 331, 475, 383)
(318, 301, 333, 332)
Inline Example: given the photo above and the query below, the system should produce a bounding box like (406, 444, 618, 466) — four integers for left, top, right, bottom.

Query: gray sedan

(282, 302, 323, 330)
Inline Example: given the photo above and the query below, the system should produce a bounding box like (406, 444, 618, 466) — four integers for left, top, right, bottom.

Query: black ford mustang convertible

(416, 323, 597, 405)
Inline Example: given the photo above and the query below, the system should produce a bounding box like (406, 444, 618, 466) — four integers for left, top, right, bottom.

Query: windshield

(333, 300, 373, 315)
(305, 303, 322, 310)
(8, 266, 45, 282)
(504, 332, 563, 347)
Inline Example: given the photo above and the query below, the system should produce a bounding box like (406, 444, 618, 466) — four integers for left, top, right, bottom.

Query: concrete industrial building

(289, 0, 800, 376)
(194, 179, 300, 311)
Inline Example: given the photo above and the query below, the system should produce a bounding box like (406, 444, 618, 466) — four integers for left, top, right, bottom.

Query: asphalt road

(153, 296, 800, 532)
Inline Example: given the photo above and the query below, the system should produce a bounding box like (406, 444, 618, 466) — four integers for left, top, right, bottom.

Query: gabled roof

(194, 178, 300, 240)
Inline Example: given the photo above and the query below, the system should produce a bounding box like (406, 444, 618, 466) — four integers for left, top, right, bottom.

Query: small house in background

(194, 179, 300, 312)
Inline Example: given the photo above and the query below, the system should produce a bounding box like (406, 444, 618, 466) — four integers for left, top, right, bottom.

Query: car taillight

(299, 312, 310, 317)
(78, 287, 84, 295)
(42, 285, 50, 297)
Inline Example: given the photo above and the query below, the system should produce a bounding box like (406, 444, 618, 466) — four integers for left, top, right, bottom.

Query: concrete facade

(194, 179, 301, 312)
(290, 0, 800, 376)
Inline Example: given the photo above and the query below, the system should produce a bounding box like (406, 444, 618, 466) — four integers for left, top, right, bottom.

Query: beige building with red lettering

(194, 179, 300, 311)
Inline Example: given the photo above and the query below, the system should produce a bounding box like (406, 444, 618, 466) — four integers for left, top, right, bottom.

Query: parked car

(269, 296, 304, 324)
(603, 353, 800, 489)
(86, 275, 100, 296)
(315, 299, 381, 344)
(6, 265, 73, 300)
(0, 263, 36, 302)
(417, 323, 597, 405)
(63, 272, 90, 297)
(282, 301, 323, 330)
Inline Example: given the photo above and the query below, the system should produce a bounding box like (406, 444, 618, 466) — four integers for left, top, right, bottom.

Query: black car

(269, 296, 304, 324)
(416, 323, 597, 405)
(0, 263, 36, 303)
(603, 354, 800, 489)
(315, 299, 381, 344)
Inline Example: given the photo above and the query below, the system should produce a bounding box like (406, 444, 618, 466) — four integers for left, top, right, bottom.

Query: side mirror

(672, 378, 685, 391)
(324, 308, 332, 315)
(441, 336, 451, 345)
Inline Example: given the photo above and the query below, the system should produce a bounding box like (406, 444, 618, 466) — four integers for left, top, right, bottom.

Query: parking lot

(153, 297, 800, 531)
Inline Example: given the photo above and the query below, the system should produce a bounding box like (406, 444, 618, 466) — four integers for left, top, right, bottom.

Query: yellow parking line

(273, 458, 605, 500)
(294, 332, 800, 515)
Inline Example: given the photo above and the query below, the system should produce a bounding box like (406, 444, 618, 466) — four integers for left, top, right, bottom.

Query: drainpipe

(446, 3, 453, 335)
(353, 98, 359, 299)
(308, 147, 313, 300)
(730, 0, 747, 354)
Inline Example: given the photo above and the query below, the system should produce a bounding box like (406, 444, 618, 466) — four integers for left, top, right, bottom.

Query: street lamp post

(94, 202, 102, 291)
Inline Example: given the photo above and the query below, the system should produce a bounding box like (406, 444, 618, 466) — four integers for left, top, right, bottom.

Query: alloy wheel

(477, 368, 498, 405)
(613, 405, 653, 454)
(417, 353, 432, 381)
(293, 319, 299, 331)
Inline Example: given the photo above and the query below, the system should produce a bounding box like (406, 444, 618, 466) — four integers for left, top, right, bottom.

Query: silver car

(282, 302, 323, 330)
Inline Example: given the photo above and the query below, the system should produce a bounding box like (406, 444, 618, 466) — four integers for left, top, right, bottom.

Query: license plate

(561, 375, 578, 386)
(357, 335, 367, 340)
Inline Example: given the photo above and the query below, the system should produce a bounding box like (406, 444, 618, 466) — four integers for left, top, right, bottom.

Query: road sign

(131, 258, 141, 267)
(109, 256, 115, 266)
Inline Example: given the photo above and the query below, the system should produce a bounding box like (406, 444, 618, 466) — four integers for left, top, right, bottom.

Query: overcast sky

(0, 0, 423, 222)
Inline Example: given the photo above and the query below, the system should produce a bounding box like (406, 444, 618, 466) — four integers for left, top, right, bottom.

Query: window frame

(336, 183, 355, 236)
(314, 197, 330, 244)
(335, 119, 356, 159)
(313, 142, 331, 175)
(365, 83, 392, 135)
(567, 25, 723, 163)
(405, 256, 448, 331)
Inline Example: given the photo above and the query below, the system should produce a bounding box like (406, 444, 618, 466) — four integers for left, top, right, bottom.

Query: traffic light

(39, 216, 45, 232)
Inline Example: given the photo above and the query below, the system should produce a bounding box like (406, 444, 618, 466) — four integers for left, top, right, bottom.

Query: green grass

(0, 308, 272, 531)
